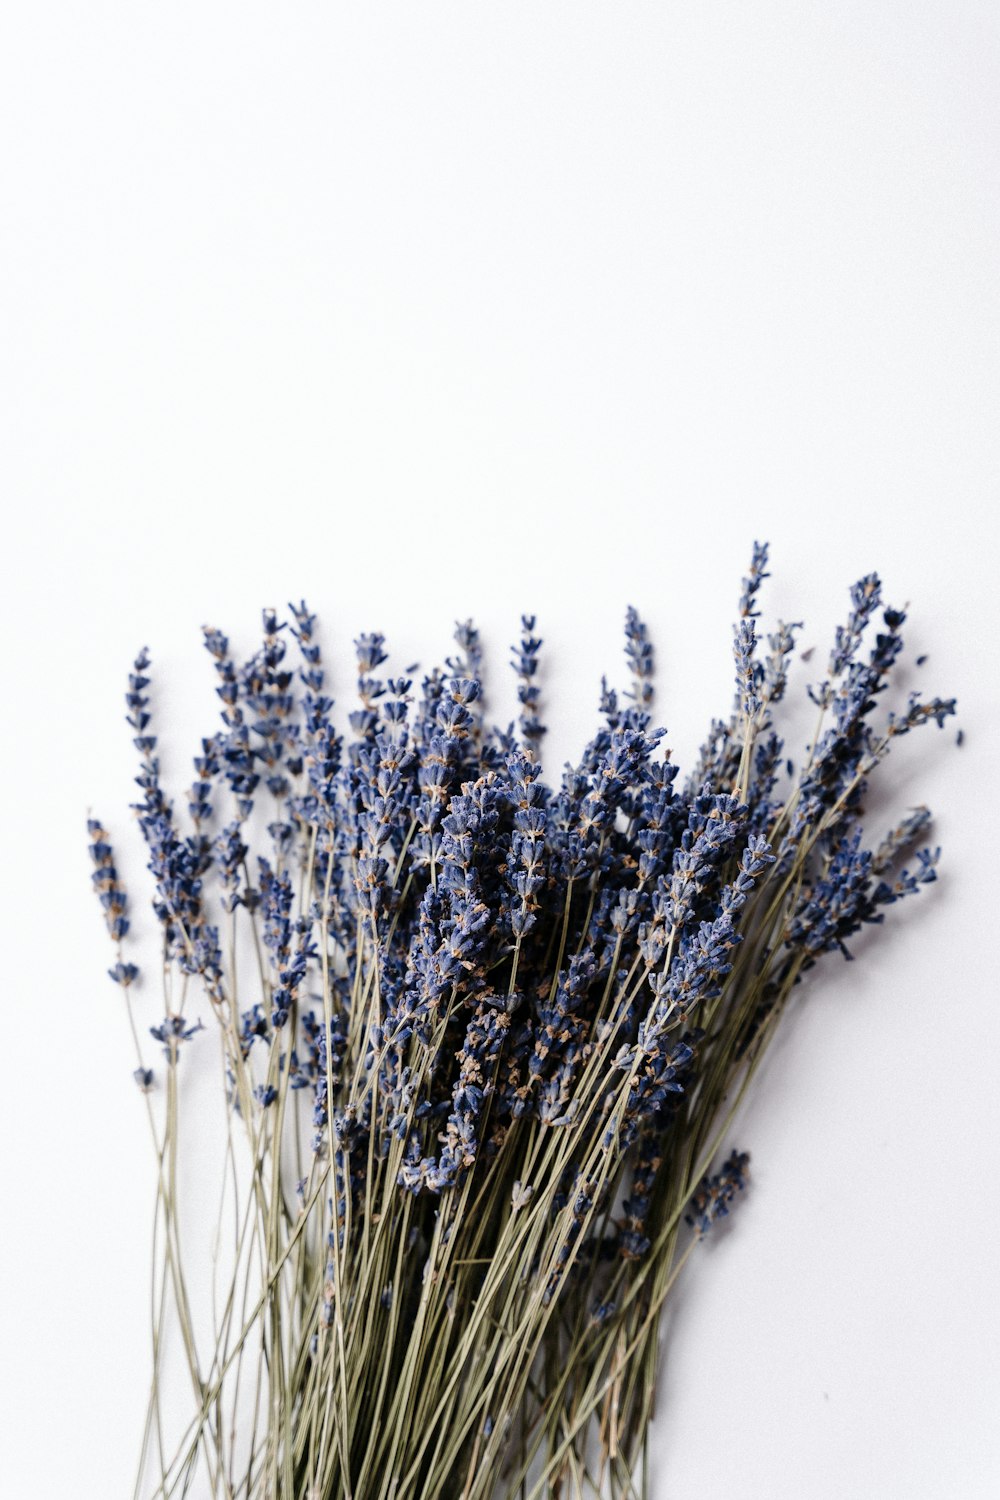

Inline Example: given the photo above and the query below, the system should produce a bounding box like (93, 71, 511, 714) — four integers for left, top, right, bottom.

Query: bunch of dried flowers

(89, 544, 954, 1499)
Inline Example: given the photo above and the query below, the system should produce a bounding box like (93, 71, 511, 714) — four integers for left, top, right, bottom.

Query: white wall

(1, 5, 998, 1496)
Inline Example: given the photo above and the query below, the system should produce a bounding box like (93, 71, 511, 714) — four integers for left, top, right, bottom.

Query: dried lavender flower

(88, 547, 955, 1500)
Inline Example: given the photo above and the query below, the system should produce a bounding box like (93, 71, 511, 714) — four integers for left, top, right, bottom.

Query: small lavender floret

(873, 846, 941, 906)
(734, 618, 762, 719)
(829, 572, 882, 678)
(872, 806, 932, 875)
(512, 615, 545, 755)
(686, 1150, 750, 1236)
(888, 693, 957, 737)
(87, 818, 132, 948)
(624, 606, 655, 707)
(739, 541, 770, 619)
(149, 1014, 204, 1060)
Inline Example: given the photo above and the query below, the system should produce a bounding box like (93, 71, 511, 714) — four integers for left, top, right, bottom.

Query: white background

(2, 4, 998, 1496)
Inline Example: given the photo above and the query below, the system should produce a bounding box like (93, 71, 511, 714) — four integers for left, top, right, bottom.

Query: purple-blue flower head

(739, 541, 770, 619)
(150, 1014, 204, 1061)
(87, 817, 135, 960)
(624, 606, 655, 708)
(686, 1150, 750, 1236)
(512, 615, 545, 756)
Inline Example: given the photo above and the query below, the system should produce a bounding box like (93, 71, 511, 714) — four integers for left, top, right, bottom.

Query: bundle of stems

(88, 545, 954, 1499)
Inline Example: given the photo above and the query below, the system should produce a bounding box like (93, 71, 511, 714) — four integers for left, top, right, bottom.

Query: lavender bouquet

(89, 545, 954, 1500)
